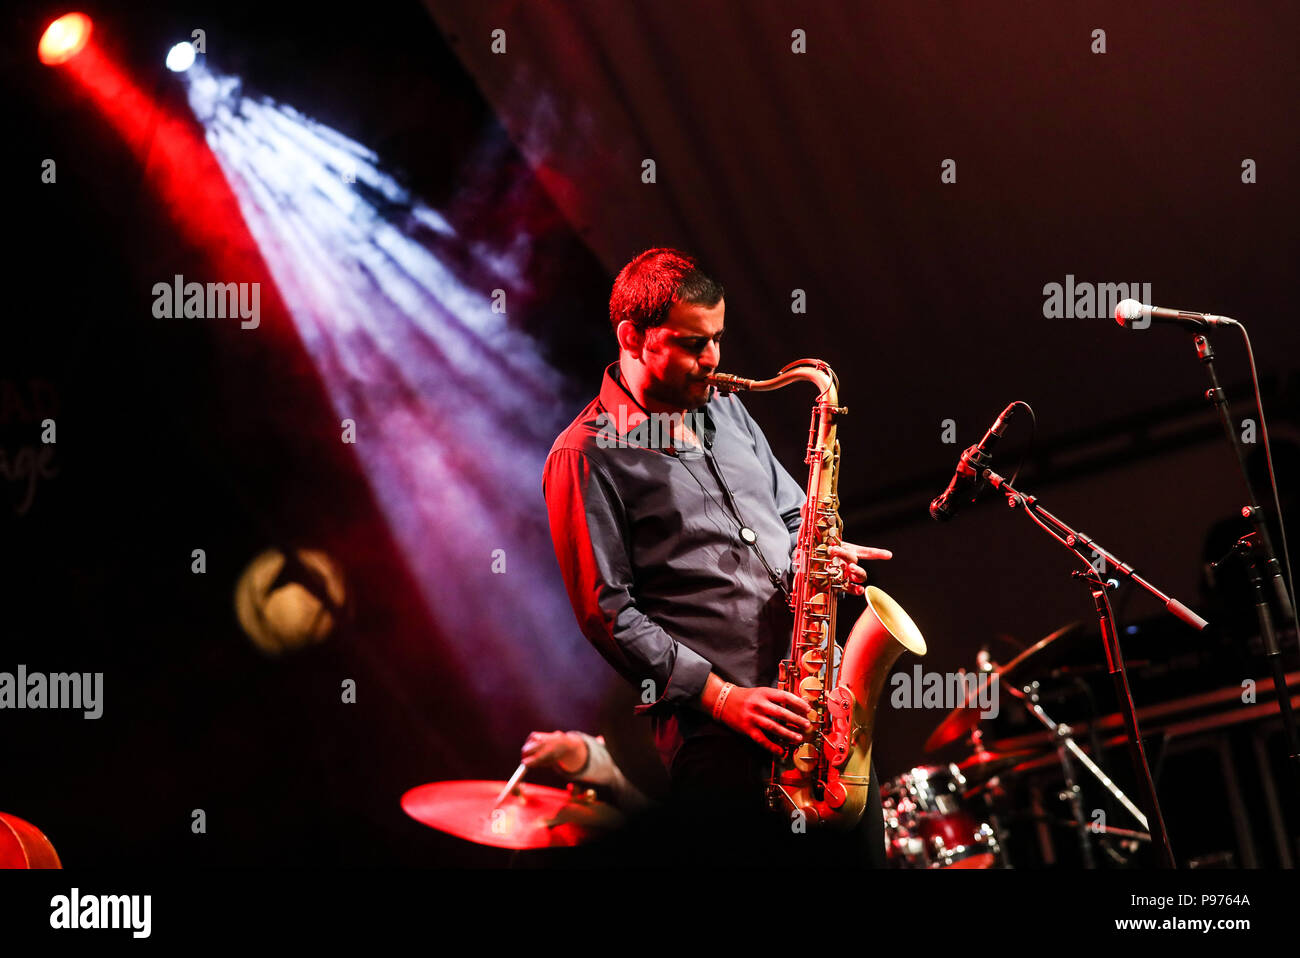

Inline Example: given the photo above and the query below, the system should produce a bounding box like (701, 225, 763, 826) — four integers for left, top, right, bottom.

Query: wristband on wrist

(557, 733, 592, 776)
(712, 682, 735, 722)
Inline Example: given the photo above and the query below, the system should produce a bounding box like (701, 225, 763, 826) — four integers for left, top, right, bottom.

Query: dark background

(4, 0, 1297, 867)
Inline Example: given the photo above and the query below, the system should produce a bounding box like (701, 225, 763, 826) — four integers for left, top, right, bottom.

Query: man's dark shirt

(543, 363, 806, 769)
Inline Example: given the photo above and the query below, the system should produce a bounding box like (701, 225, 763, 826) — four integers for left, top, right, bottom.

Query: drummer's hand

(521, 730, 589, 775)
(829, 542, 892, 596)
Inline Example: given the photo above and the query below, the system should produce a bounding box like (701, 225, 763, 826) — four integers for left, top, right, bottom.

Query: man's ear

(615, 320, 645, 356)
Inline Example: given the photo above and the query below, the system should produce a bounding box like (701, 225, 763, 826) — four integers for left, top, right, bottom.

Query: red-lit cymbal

(924, 623, 1083, 752)
(923, 671, 999, 752)
(0, 813, 61, 869)
(400, 780, 623, 850)
(954, 748, 1041, 781)
(997, 622, 1085, 684)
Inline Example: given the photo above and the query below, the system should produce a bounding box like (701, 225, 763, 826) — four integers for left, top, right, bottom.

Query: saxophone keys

(822, 729, 849, 767)
(823, 778, 848, 809)
(799, 653, 826, 678)
(823, 687, 854, 769)
(793, 742, 819, 773)
(801, 617, 827, 637)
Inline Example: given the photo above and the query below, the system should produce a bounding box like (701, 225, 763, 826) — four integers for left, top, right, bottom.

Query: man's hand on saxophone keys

(699, 673, 814, 756)
(827, 542, 892, 596)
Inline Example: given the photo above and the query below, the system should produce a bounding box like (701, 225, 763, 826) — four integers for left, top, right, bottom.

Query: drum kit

(881, 621, 1157, 869)
(401, 622, 1152, 865)
(880, 762, 1003, 868)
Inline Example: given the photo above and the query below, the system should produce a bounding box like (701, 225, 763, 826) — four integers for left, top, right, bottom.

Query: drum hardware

(1033, 681, 1093, 868)
(956, 729, 1022, 867)
(972, 774, 1014, 867)
(1004, 679, 1151, 867)
(1009, 680, 1148, 827)
(1062, 821, 1150, 842)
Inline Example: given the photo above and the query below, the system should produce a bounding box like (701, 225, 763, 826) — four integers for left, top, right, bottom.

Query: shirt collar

(597, 362, 717, 449)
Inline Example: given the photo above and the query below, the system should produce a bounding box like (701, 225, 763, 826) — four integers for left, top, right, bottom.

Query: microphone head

(1114, 298, 1147, 328)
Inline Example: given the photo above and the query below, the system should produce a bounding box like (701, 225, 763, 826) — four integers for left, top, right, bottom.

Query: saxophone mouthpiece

(706, 372, 751, 394)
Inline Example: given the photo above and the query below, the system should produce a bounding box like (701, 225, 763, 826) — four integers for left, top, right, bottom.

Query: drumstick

(493, 762, 527, 807)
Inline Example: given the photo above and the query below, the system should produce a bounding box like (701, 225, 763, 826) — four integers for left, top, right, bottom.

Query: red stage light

(38, 12, 92, 66)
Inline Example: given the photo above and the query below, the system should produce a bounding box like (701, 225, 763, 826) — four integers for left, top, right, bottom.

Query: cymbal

(997, 622, 1085, 685)
(923, 671, 1000, 752)
(924, 623, 1083, 752)
(954, 747, 1041, 780)
(401, 780, 624, 850)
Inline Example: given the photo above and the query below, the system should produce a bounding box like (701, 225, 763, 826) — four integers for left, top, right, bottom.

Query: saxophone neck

(707, 359, 838, 404)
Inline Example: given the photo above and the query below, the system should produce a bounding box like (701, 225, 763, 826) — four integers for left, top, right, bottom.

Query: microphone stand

(1192, 332, 1300, 778)
(982, 468, 1202, 868)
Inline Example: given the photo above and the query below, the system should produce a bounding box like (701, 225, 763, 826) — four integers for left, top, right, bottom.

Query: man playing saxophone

(543, 248, 890, 864)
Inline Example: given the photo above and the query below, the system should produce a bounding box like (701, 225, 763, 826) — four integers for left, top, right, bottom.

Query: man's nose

(700, 341, 720, 370)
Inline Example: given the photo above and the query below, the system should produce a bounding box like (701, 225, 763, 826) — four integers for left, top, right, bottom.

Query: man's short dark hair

(609, 248, 725, 334)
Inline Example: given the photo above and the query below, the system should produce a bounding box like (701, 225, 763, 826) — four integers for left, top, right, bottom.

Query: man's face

(637, 298, 725, 409)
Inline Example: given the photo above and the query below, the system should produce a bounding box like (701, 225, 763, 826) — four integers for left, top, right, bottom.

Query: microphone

(1114, 299, 1237, 330)
(930, 403, 1017, 522)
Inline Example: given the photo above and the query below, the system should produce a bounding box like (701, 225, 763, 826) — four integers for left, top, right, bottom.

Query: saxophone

(708, 360, 927, 827)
